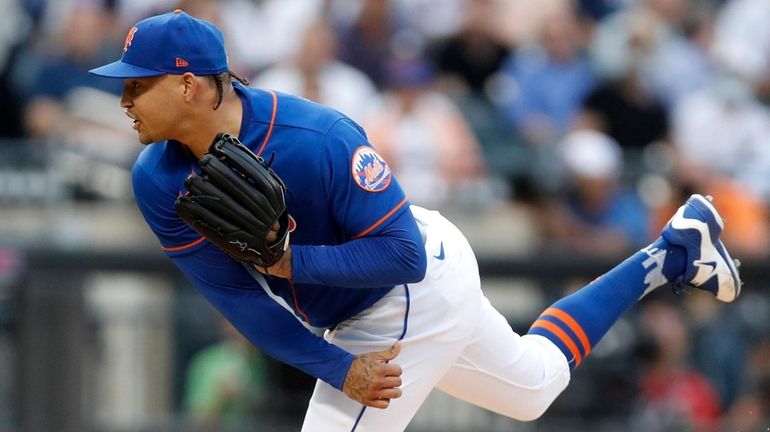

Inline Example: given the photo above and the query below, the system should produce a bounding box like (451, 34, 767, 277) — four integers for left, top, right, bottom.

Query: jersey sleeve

(131, 161, 208, 257)
(291, 209, 426, 287)
(290, 119, 427, 287)
(172, 242, 355, 390)
(321, 119, 410, 239)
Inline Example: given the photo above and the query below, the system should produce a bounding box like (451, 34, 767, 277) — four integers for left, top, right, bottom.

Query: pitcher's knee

(506, 335, 572, 421)
(503, 371, 569, 421)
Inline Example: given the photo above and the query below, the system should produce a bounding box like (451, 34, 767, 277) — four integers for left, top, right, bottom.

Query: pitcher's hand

(342, 342, 403, 409)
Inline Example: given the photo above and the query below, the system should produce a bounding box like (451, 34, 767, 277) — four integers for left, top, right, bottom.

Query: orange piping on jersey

(352, 197, 409, 239)
(288, 279, 311, 324)
(256, 89, 278, 157)
(543, 308, 592, 357)
(161, 236, 206, 252)
(530, 319, 583, 366)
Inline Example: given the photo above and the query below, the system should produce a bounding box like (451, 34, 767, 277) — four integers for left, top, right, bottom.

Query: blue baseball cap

(89, 10, 228, 79)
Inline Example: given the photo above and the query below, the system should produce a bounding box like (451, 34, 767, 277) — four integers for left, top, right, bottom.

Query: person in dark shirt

(577, 70, 669, 150)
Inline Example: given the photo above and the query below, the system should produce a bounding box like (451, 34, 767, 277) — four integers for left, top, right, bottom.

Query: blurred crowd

(4, 0, 770, 257)
(2, 0, 770, 430)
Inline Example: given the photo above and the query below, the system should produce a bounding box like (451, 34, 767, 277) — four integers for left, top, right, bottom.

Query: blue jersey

(131, 83, 426, 390)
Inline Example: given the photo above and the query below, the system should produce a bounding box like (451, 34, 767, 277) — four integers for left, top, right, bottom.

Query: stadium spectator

(332, 0, 403, 88)
(711, 0, 770, 89)
(364, 55, 488, 210)
(19, 5, 123, 138)
(185, 316, 268, 430)
(496, 5, 596, 147)
(720, 337, 770, 431)
(646, 6, 717, 108)
(590, 0, 689, 80)
(215, 0, 325, 76)
(631, 300, 722, 432)
(719, 376, 770, 432)
(429, 0, 510, 98)
(539, 130, 649, 257)
(427, 0, 515, 198)
(671, 71, 770, 206)
(588, 0, 716, 110)
(575, 65, 669, 153)
(253, 18, 379, 124)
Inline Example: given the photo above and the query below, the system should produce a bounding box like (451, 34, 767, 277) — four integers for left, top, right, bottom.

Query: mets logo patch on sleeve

(352, 146, 392, 192)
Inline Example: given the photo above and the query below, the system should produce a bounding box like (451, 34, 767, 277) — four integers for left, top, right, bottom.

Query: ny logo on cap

(123, 27, 137, 53)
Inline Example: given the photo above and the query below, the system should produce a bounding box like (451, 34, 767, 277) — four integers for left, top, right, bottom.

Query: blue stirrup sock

(528, 237, 685, 370)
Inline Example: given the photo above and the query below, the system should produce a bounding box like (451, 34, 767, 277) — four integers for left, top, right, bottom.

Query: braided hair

(211, 70, 250, 110)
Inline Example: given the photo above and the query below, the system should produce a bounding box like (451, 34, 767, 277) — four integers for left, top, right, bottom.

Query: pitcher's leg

(437, 194, 743, 422)
(528, 194, 741, 370)
(436, 297, 570, 421)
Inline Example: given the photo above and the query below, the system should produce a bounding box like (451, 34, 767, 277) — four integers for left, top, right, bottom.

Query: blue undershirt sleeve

(172, 242, 355, 390)
(291, 209, 427, 288)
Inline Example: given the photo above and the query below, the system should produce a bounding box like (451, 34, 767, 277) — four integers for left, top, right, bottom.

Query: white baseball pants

(301, 206, 571, 431)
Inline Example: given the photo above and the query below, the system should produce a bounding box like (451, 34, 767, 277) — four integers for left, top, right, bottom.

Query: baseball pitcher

(90, 11, 742, 431)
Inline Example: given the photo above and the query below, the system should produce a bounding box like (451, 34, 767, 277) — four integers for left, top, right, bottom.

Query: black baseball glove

(175, 133, 290, 268)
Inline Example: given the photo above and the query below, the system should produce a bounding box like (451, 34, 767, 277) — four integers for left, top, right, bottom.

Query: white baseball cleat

(661, 194, 742, 302)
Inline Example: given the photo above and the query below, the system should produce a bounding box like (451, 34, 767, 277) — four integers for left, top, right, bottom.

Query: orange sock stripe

(543, 308, 592, 357)
(530, 319, 582, 366)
